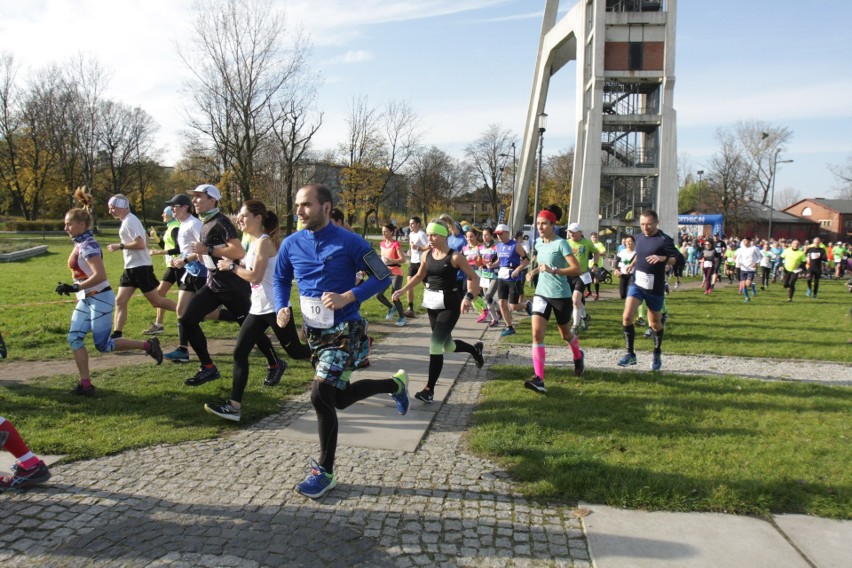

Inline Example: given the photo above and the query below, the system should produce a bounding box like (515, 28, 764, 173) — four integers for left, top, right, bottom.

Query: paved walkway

(1, 288, 850, 567)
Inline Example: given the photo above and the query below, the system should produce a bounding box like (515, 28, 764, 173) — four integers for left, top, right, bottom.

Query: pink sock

(0, 417, 31, 460)
(532, 344, 546, 379)
(568, 336, 582, 359)
(18, 452, 39, 469)
(80, 377, 92, 389)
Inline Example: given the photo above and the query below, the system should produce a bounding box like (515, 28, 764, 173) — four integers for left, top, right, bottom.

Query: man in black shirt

(180, 184, 283, 386)
(804, 237, 828, 299)
(617, 210, 678, 371)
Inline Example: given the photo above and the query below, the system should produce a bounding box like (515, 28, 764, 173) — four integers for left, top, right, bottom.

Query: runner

(804, 237, 828, 299)
(724, 241, 737, 285)
(105, 194, 177, 338)
(614, 235, 636, 299)
(759, 242, 776, 290)
(476, 227, 501, 326)
(404, 217, 429, 318)
(203, 200, 310, 422)
(616, 209, 677, 371)
(375, 223, 407, 327)
(523, 208, 584, 394)
(143, 205, 182, 335)
(58, 207, 163, 396)
(0, 417, 51, 492)
(700, 240, 719, 294)
(274, 183, 410, 499)
(735, 237, 762, 302)
(780, 239, 807, 302)
(565, 223, 598, 334)
(492, 223, 530, 337)
(589, 232, 607, 300)
(392, 218, 483, 403)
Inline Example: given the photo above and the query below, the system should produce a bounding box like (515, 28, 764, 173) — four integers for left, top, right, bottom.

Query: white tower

(511, 0, 678, 237)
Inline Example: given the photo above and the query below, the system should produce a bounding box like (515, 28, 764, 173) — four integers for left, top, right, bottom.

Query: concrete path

(1, 288, 849, 567)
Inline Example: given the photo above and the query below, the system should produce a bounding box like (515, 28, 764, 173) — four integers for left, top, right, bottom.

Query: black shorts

(179, 274, 206, 293)
(119, 265, 159, 293)
(530, 295, 573, 326)
(407, 263, 421, 278)
(496, 279, 522, 303)
(570, 276, 587, 294)
(161, 266, 186, 285)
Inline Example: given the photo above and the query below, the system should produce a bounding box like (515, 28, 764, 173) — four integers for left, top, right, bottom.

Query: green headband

(426, 222, 449, 237)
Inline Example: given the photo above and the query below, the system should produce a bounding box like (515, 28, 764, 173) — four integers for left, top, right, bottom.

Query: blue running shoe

(385, 307, 396, 321)
(617, 353, 637, 367)
(296, 460, 337, 499)
(391, 369, 409, 415)
(805, 288, 811, 297)
(500, 327, 516, 337)
(650, 353, 662, 371)
(165, 348, 190, 363)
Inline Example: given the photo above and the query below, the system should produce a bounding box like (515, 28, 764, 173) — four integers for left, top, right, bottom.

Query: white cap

(567, 222, 582, 233)
(494, 223, 510, 234)
(188, 184, 222, 201)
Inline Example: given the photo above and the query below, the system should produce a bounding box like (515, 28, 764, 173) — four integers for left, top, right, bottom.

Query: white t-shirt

(409, 229, 429, 263)
(735, 245, 761, 272)
(177, 215, 203, 255)
(119, 212, 153, 269)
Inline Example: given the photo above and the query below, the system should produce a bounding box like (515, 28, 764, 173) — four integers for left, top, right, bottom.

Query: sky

(1, 0, 850, 204)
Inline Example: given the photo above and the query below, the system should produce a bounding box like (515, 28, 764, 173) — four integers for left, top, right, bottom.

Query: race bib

(703, 260, 713, 268)
(422, 288, 445, 310)
(580, 272, 593, 285)
(809, 252, 821, 260)
(480, 274, 492, 286)
(497, 266, 512, 279)
(793, 268, 803, 274)
(300, 295, 334, 329)
(635, 270, 654, 290)
(202, 254, 217, 270)
(532, 296, 548, 314)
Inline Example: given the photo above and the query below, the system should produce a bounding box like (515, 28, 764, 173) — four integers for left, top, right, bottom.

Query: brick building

(784, 198, 852, 242)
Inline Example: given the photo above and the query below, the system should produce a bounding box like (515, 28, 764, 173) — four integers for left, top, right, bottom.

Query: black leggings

(806, 270, 821, 297)
(179, 284, 276, 367)
(782, 270, 800, 300)
(311, 378, 398, 474)
(761, 266, 771, 288)
(703, 266, 714, 291)
(376, 275, 405, 317)
(231, 312, 311, 403)
(619, 274, 631, 299)
(425, 300, 476, 391)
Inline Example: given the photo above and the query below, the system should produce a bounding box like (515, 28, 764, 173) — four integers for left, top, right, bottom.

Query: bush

(4, 220, 66, 231)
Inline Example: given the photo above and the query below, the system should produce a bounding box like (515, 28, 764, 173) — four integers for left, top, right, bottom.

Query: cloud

(324, 49, 374, 66)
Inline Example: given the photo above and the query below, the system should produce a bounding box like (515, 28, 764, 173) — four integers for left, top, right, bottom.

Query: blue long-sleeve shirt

(273, 223, 390, 325)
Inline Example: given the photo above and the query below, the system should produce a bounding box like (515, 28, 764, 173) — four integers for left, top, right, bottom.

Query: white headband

(109, 196, 129, 209)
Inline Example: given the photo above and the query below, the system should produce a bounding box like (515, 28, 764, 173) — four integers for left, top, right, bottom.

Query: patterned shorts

(306, 319, 365, 390)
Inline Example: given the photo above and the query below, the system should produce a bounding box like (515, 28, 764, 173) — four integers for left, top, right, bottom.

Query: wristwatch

(465, 292, 474, 301)
(228, 263, 236, 271)
(119, 243, 124, 250)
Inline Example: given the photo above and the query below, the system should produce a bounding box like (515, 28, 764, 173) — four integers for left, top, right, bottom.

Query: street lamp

(767, 150, 793, 241)
(696, 170, 704, 211)
(531, 112, 547, 249)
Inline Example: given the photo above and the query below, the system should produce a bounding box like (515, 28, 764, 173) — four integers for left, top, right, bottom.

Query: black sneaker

(145, 337, 163, 364)
(185, 366, 221, 386)
(414, 389, 434, 403)
(573, 350, 585, 377)
(264, 360, 288, 386)
(0, 332, 6, 359)
(69, 383, 96, 396)
(473, 341, 484, 369)
(204, 399, 241, 422)
(524, 375, 547, 393)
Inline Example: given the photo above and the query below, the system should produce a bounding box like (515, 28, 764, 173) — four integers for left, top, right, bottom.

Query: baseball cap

(494, 223, 510, 234)
(567, 222, 582, 233)
(188, 184, 222, 200)
(164, 194, 192, 208)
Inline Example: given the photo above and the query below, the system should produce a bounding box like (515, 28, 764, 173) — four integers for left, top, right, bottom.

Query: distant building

(784, 198, 852, 242)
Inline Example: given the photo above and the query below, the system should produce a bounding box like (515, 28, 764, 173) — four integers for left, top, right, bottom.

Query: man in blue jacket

(274, 183, 410, 499)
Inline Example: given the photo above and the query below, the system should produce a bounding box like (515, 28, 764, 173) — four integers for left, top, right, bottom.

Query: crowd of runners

(2, 181, 849, 496)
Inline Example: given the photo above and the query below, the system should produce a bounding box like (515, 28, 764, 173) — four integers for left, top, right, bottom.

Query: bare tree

(464, 124, 516, 221)
(408, 146, 467, 221)
(704, 129, 754, 236)
(828, 155, 852, 199)
(735, 120, 793, 205)
(180, 0, 312, 202)
(773, 186, 801, 210)
(98, 101, 158, 198)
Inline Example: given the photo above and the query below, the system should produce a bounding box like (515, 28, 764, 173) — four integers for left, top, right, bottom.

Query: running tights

(761, 266, 771, 288)
(426, 303, 477, 391)
(782, 270, 800, 300)
(703, 266, 714, 292)
(376, 275, 405, 318)
(806, 270, 821, 297)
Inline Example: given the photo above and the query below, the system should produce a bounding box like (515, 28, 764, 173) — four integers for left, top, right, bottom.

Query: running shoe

(644, 327, 654, 338)
(743, 297, 750, 303)
(69, 383, 96, 396)
(0, 333, 6, 359)
(650, 353, 662, 371)
(0, 460, 51, 492)
(296, 459, 337, 499)
(185, 366, 221, 386)
(204, 399, 241, 422)
(164, 348, 190, 363)
(573, 350, 585, 377)
(500, 327, 516, 337)
(264, 360, 287, 386)
(584, 290, 591, 298)
(488, 319, 500, 328)
(674, 282, 680, 290)
(593, 293, 599, 301)
(636, 317, 646, 327)
(661, 313, 668, 326)
(571, 325, 579, 336)
(805, 288, 811, 297)
(415, 389, 434, 403)
(142, 323, 164, 335)
(524, 375, 546, 393)
(617, 353, 638, 367)
(525, 300, 532, 316)
(145, 337, 163, 364)
(403, 309, 416, 318)
(476, 310, 489, 324)
(391, 369, 409, 415)
(395, 317, 407, 327)
(473, 341, 484, 369)
(385, 307, 396, 321)
(580, 314, 590, 331)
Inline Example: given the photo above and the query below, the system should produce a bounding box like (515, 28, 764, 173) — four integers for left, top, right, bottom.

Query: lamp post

(767, 149, 793, 241)
(696, 169, 704, 211)
(531, 112, 547, 249)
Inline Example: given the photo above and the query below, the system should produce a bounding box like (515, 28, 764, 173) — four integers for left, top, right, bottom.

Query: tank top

(424, 249, 461, 295)
(162, 219, 180, 266)
(245, 234, 276, 315)
(496, 239, 523, 282)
